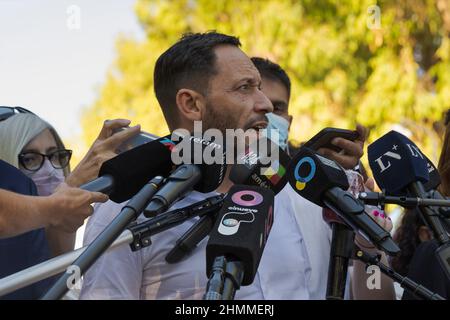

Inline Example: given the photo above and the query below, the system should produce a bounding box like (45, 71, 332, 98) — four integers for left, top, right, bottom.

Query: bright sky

(0, 0, 145, 249)
(0, 0, 145, 140)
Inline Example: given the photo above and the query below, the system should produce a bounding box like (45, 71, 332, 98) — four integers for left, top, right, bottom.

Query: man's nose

(254, 90, 273, 114)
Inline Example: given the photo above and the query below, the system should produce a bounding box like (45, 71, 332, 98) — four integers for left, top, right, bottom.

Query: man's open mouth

(248, 121, 268, 131)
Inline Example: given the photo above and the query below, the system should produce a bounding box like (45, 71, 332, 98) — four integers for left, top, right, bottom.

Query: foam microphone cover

(172, 135, 226, 193)
(423, 154, 441, 191)
(206, 184, 274, 285)
(287, 147, 349, 207)
(229, 137, 290, 195)
(99, 135, 175, 202)
(368, 130, 429, 195)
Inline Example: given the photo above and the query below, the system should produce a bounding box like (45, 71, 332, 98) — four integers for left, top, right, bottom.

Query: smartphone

(113, 127, 160, 153)
(303, 127, 359, 152)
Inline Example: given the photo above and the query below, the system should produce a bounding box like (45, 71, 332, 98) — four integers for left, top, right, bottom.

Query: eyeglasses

(18, 149, 72, 172)
(0, 106, 34, 122)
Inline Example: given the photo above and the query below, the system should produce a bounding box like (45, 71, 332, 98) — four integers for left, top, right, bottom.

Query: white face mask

(22, 159, 65, 196)
(262, 113, 290, 151)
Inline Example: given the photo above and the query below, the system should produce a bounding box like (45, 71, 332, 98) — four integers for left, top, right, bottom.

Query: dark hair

(154, 32, 241, 128)
(251, 57, 291, 98)
(391, 209, 426, 276)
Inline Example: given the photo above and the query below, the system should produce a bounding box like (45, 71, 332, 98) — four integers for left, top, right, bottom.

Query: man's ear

(175, 89, 205, 122)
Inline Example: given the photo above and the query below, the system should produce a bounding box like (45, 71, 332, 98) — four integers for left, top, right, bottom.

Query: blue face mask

(262, 113, 290, 151)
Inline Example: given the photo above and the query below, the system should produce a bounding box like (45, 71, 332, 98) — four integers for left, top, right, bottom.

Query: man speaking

(80, 32, 394, 300)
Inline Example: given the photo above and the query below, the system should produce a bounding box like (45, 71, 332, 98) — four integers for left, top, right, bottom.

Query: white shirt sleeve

(79, 201, 144, 300)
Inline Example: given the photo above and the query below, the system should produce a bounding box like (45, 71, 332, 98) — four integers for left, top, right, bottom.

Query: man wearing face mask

(252, 57, 394, 299)
(252, 57, 367, 165)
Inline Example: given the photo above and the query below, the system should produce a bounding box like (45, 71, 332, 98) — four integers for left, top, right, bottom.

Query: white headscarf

(0, 113, 68, 175)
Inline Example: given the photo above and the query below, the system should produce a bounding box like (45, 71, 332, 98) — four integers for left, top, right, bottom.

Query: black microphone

(205, 184, 275, 299)
(286, 147, 400, 256)
(165, 196, 224, 264)
(81, 135, 176, 202)
(229, 137, 290, 195)
(167, 138, 289, 264)
(368, 130, 450, 279)
(423, 153, 441, 192)
(144, 135, 226, 217)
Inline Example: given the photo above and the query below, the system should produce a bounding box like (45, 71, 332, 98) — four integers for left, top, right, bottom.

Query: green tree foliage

(81, 0, 450, 165)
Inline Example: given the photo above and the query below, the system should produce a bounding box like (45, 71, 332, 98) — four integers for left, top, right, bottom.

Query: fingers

(97, 119, 132, 140)
(355, 123, 369, 143)
(331, 137, 364, 159)
(317, 147, 358, 169)
(368, 209, 393, 233)
(89, 191, 109, 204)
(104, 124, 141, 149)
(365, 177, 375, 192)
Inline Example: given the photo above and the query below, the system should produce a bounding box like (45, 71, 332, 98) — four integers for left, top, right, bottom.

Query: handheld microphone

(287, 147, 400, 255)
(229, 137, 290, 195)
(82, 135, 176, 202)
(170, 138, 288, 264)
(205, 184, 275, 291)
(167, 138, 289, 264)
(144, 135, 226, 217)
(367, 131, 429, 196)
(368, 131, 450, 279)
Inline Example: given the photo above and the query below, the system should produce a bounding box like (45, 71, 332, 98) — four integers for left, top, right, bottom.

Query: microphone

(229, 137, 290, 194)
(144, 135, 226, 217)
(286, 147, 400, 255)
(205, 184, 275, 299)
(82, 135, 176, 202)
(165, 197, 224, 264)
(423, 153, 441, 192)
(368, 131, 450, 279)
(168, 138, 289, 264)
(368, 131, 449, 245)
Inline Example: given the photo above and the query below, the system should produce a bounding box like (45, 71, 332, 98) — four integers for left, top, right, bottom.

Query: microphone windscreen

(368, 131, 429, 195)
(423, 154, 441, 191)
(229, 137, 290, 194)
(286, 147, 349, 207)
(206, 184, 274, 285)
(171, 134, 226, 193)
(99, 135, 175, 202)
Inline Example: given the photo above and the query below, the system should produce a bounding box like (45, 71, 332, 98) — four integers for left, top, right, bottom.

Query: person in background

(251, 57, 391, 299)
(0, 106, 137, 299)
(0, 107, 139, 256)
(0, 158, 108, 299)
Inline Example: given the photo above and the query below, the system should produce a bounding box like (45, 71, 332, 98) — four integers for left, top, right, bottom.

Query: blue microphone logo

(293, 156, 316, 191)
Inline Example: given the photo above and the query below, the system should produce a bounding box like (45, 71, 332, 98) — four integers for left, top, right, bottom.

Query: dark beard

(202, 101, 240, 135)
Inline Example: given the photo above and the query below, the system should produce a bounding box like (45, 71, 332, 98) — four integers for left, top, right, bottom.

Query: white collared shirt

(80, 186, 314, 300)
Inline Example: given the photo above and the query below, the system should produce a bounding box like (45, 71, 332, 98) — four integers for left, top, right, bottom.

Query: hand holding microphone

(44, 183, 109, 233)
(66, 119, 141, 187)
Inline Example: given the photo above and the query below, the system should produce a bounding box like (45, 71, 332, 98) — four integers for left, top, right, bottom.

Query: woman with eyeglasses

(0, 108, 140, 256)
